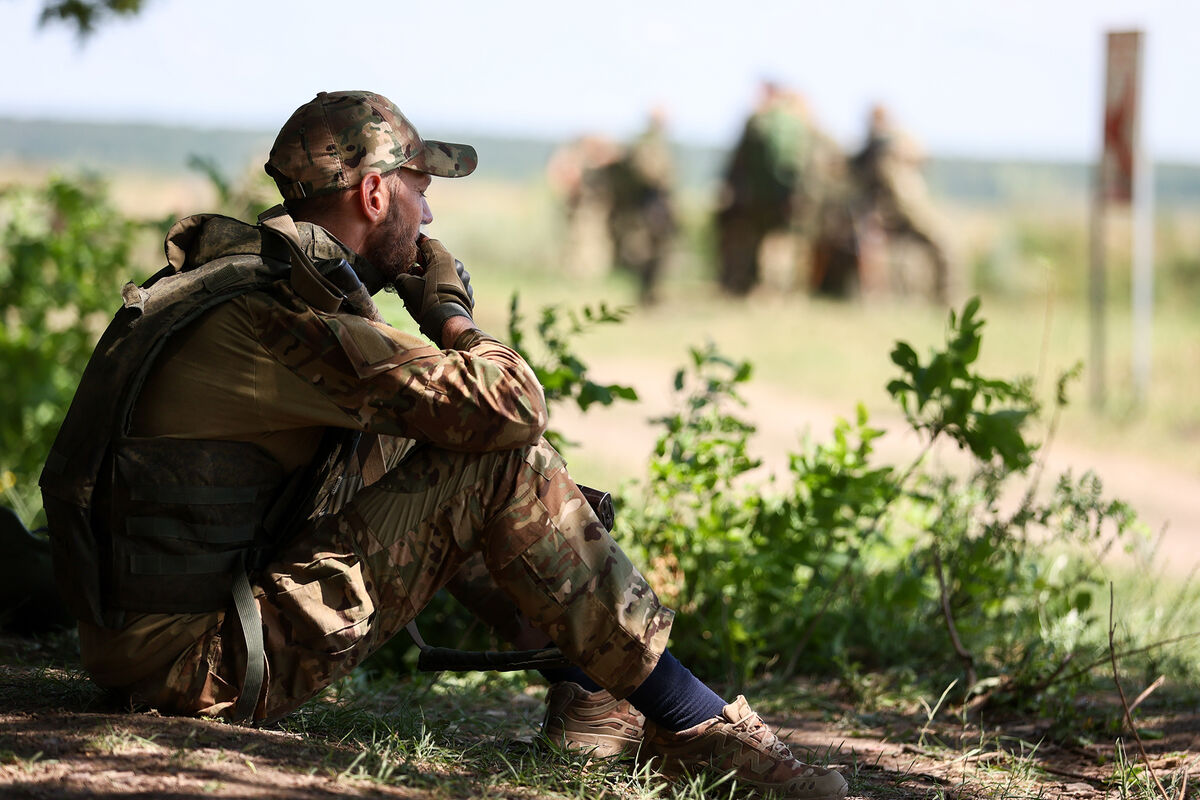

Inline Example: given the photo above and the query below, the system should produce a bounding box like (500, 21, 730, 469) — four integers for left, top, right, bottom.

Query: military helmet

(265, 90, 477, 201)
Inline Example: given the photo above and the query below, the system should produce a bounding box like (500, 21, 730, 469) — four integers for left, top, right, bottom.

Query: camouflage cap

(266, 91, 477, 200)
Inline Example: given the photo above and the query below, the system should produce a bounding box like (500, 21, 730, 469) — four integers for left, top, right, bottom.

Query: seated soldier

(39, 90, 847, 800)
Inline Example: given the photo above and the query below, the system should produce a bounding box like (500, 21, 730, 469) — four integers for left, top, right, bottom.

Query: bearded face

(360, 176, 423, 284)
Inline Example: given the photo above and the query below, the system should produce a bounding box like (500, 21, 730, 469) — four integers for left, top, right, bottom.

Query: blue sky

(1, 0, 1197, 161)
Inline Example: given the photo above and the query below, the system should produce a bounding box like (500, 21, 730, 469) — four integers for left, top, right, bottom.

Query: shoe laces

(727, 708, 794, 760)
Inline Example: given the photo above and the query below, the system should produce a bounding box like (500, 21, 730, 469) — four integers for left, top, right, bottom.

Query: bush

(0, 176, 154, 527)
(616, 299, 1140, 704)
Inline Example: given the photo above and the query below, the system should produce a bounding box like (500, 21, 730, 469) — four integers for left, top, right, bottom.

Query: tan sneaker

(640, 696, 848, 799)
(541, 682, 645, 758)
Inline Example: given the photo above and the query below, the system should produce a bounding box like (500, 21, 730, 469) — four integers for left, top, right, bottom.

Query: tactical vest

(39, 207, 373, 721)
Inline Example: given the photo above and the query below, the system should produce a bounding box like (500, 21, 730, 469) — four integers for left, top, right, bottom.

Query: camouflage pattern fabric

(443, 551, 531, 645)
(88, 214, 674, 722)
(266, 91, 478, 201)
(134, 437, 674, 722)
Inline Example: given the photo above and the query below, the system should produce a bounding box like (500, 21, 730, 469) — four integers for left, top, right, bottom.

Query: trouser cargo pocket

(270, 556, 374, 655)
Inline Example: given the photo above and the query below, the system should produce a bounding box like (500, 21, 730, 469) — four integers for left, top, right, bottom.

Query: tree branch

(933, 547, 976, 691)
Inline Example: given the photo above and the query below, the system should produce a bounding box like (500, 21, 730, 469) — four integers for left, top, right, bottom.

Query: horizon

(4, 114, 1200, 170)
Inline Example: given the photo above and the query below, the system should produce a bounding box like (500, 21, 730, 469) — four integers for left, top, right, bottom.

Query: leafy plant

(0, 176, 155, 526)
(37, 0, 147, 39)
(613, 344, 764, 683)
(887, 296, 1037, 472)
(505, 294, 638, 449)
(617, 298, 1141, 707)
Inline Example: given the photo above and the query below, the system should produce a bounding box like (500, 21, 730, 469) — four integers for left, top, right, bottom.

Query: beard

(360, 195, 421, 284)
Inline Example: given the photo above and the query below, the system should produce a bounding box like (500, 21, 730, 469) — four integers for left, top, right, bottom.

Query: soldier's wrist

(421, 303, 473, 345)
(449, 325, 500, 351)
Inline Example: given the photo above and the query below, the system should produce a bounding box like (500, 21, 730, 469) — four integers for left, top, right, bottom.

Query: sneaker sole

(543, 726, 642, 759)
(641, 749, 849, 799)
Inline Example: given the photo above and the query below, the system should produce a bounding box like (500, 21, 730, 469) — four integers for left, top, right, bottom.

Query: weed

(918, 681, 958, 749)
(88, 723, 162, 754)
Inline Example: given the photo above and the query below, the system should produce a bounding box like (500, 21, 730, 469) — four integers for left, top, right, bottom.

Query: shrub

(617, 299, 1140, 704)
(0, 176, 153, 527)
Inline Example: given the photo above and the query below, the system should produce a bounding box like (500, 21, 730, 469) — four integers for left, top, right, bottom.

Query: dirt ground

(2, 634, 1196, 800)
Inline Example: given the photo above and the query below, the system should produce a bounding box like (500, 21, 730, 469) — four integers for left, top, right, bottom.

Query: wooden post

(1092, 30, 1146, 411)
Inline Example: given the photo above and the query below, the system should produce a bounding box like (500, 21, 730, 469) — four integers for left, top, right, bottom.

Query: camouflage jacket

(41, 211, 548, 628)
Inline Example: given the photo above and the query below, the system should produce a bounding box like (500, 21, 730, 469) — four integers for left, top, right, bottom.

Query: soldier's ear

(357, 172, 388, 225)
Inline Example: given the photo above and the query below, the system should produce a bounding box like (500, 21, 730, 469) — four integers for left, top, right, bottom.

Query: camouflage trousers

(141, 437, 674, 722)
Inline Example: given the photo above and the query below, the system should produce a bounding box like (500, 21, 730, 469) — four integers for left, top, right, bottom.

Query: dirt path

(552, 356, 1200, 576)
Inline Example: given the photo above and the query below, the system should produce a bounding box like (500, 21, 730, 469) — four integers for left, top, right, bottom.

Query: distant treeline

(2, 117, 1199, 208)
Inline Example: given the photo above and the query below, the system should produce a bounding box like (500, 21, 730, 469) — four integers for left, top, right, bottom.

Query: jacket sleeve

(250, 292, 548, 451)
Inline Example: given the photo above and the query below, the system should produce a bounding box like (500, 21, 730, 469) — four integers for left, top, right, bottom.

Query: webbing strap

(129, 485, 257, 505)
(231, 565, 265, 724)
(128, 550, 242, 575)
(126, 518, 255, 546)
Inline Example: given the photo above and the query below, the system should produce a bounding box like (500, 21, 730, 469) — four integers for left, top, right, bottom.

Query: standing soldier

(715, 83, 815, 295)
(851, 104, 953, 303)
(605, 108, 677, 304)
(546, 134, 622, 279)
(807, 130, 863, 299)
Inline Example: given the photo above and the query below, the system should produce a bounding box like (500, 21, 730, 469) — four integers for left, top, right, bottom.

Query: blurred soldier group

(716, 83, 840, 295)
(849, 104, 953, 302)
(546, 85, 953, 305)
(716, 84, 953, 302)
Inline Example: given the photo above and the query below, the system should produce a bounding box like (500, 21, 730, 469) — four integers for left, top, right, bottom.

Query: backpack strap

(231, 556, 265, 723)
(257, 205, 344, 314)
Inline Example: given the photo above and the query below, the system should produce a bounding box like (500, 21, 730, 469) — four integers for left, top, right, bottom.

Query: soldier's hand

(454, 258, 475, 310)
(395, 237, 475, 342)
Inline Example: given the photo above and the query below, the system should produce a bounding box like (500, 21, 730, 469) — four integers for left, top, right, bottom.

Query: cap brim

(406, 139, 478, 178)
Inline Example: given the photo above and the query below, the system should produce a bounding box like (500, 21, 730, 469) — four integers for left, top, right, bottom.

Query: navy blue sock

(627, 649, 727, 732)
(539, 665, 602, 692)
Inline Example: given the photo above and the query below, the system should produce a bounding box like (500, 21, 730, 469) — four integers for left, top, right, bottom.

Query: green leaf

(890, 342, 919, 371)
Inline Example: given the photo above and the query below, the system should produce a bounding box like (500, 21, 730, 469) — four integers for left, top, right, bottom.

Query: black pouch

(106, 436, 285, 613)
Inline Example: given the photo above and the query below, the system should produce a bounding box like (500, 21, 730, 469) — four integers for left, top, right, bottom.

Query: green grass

(279, 671, 804, 799)
(282, 668, 1198, 800)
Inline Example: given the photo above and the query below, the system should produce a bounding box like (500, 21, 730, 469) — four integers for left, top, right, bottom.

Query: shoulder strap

(257, 205, 344, 314)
